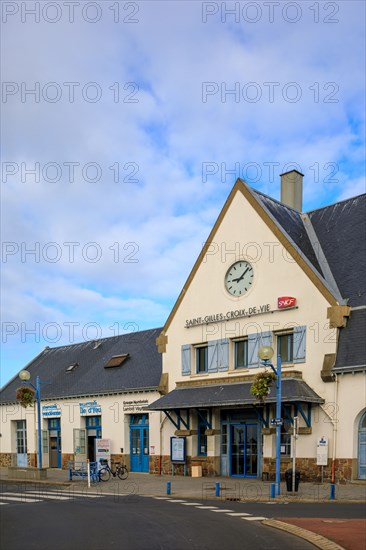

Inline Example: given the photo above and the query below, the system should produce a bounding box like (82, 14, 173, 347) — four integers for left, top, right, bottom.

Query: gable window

(276, 326, 306, 364)
(235, 338, 248, 369)
(196, 346, 208, 373)
(277, 333, 294, 363)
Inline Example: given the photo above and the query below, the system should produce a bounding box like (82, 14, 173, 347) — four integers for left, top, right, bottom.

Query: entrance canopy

(148, 379, 324, 410)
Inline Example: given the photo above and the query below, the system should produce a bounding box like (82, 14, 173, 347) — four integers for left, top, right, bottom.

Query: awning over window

(148, 378, 324, 410)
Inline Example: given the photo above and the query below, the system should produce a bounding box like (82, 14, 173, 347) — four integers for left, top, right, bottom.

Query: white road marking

(242, 516, 267, 521)
(196, 506, 218, 509)
(211, 509, 234, 513)
(226, 512, 251, 516)
(16, 492, 71, 501)
(153, 496, 170, 500)
(0, 495, 42, 503)
(181, 502, 202, 506)
(167, 499, 186, 503)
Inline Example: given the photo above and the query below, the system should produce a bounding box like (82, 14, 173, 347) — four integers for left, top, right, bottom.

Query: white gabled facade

(151, 174, 366, 481)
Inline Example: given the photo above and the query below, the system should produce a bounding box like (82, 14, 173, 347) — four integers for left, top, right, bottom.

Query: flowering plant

(16, 386, 35, 408)
(250, 371, 276, 402)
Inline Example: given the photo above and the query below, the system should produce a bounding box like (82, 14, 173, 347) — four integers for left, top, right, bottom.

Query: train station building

(1, 171, 365, 481)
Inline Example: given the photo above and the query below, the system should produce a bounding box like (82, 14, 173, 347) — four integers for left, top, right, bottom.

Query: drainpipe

(331, 374, 338, 483)
(159, 412, 168, 475)
(320, 374, 338, 483)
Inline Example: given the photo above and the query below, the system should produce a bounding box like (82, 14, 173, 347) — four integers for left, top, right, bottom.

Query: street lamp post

(19, 371, 42, 469)
(258, 345, 282, 496)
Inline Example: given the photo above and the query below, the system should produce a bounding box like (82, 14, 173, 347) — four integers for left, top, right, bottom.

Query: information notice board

(170, 436, 186, 463)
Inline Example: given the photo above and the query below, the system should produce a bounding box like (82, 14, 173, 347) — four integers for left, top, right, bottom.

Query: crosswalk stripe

(196, 506, 218, 509)
(0, 502, 7, 505)
(211, 509, 234, 513)
(181, 503, 202, 506)
(11, 492, 71, 501)
(167, 499, 186, 503)
(226, 512, 251, 516)
(241, 516, 267, 521)
(153, 496, 170, 500)
(0, 496, 42, 503)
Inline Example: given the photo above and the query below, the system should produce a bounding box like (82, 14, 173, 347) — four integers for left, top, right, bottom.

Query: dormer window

(104, 354, 129, 368)
(66, 362, 79, 372)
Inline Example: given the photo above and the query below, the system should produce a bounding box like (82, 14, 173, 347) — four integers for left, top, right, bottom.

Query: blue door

(230, 423, 258, 477)
(16, 420, 28, 467)
(358, 412, 366, 479)
(130, 415, 149, 472)
(48, 418, 61, 468)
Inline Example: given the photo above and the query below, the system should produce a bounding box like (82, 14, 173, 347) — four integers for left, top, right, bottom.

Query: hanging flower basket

(250, 371, 276, 403)
(16, 386, 35, 408)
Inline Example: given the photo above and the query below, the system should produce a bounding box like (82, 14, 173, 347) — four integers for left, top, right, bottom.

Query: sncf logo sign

(278, 296, 296, 309)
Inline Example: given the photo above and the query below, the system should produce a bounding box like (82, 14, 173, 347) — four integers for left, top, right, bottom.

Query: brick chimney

(280, 169, 304, 212)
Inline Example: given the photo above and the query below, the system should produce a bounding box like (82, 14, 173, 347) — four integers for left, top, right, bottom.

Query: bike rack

(68, 461, 99, 482)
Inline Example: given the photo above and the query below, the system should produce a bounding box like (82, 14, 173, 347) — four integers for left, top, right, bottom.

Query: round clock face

(224, 261, 254, 296)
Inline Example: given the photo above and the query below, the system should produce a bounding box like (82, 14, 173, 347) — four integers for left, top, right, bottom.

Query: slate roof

(148, 379, 324, 410)
(333, 309, 366, 372)
(307, 195, 366, 308)
(251, 187, 366, 373)
(0, 328, 163, 403)
(253, 190, 323, 276)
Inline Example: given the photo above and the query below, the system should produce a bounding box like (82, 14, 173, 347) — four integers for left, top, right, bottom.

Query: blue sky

(1, 0, 365, 386)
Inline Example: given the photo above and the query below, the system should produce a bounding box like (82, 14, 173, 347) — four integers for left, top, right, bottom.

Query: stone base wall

(111, 454, 129, 470)
(28, 453, 37, 468)
(0, 453, 12, 467)
(62, 453, 74, 469)
(149, 455, 219, 477)
(263, 457, 355, 482)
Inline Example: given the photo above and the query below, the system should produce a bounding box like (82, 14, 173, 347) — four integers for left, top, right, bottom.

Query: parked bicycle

(98, 459, 129, 481)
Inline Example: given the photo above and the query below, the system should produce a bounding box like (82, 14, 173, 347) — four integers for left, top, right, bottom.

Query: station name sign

(42, 403, 61, 417)
(185, 303, 271, 328)
(79, 400, 102, 415)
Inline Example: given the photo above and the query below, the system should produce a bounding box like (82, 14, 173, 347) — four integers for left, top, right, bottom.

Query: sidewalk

(1, 467, 365, 502)
(1, 468, 365, 550)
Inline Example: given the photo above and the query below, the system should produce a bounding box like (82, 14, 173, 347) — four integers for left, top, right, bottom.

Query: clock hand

(233, 267, 249, 283)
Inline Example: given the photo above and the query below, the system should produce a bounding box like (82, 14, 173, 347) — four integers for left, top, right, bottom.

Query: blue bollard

(167, 481, 171, 495)
(330, 483, 335, 500)
(215, 482, 220, 497)
(270, 483, 276, 499)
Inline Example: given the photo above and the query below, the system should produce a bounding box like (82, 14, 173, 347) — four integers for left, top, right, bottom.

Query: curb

(262, 519, 346, 550)
(1, 478, 71, 486)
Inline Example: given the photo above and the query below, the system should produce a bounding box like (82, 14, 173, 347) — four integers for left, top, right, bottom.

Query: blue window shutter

(248, 333, 260, 368)
(208, 340, 218, 372)
(182, 344, 191, 376)
(293, 326, 306, 363)
(260, 331, 272, 349)
(218, 338, 229, 371)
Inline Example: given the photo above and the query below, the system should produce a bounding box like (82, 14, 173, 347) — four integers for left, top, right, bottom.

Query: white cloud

(1, 0, 365, 384)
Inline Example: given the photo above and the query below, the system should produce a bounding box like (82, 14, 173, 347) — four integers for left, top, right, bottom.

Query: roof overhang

(147, 379, 324, 410)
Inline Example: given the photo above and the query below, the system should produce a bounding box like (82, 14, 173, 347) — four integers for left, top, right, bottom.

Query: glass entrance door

(16, 420, 27, 467)
(230, 424, 258, 477)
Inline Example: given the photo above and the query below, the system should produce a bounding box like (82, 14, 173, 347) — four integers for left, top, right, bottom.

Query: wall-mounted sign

(42, 404, 61, 417)
(150, 445, 155, 455)
(122, 399, 149, 412)
(79, 400, 102, 415)
(185, 304, 271, 328)
(278, 296, 297, 309)
(316, 436, 328, 466)
(95, 438, 111, 468)
(170, 436, 186, 463)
